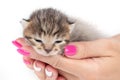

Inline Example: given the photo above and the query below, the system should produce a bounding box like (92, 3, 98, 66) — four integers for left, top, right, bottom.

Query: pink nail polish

(64, 45, 77, 56)
(12, 40, 22, 48)
(17, 49, 30, 56)
(23, 59, 31, 65)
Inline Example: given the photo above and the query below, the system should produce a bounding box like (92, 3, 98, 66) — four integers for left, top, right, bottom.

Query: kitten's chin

(36, 51, 60, 56)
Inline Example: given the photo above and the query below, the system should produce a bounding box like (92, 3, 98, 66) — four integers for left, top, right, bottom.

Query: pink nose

(45, 49, 52, 53)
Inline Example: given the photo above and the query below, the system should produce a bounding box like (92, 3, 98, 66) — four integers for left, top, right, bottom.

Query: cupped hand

(14, 34, 120, 80)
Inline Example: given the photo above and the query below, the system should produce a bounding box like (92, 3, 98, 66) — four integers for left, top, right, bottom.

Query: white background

(0, 0, 120, 80)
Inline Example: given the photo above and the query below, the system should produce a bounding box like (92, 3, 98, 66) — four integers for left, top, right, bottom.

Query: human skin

(13, 34, 120, 80)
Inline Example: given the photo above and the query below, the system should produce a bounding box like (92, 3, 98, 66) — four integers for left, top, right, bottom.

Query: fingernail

(33, 62, 41, 72)
(12, 40, 22, 48)
(64, 45, 77, 56)
(45, 68, 53, 77)
(23, 59, 31, 65)
(17, 48, 30, 56)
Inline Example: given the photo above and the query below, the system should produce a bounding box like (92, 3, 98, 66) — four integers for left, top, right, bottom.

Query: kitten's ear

(20, 19, 30, 29)
(67, 17, 75, 33)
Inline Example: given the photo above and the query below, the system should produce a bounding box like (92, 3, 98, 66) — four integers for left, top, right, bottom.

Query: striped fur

(21, 8, 104, 56)
(22, 8, 71, 56)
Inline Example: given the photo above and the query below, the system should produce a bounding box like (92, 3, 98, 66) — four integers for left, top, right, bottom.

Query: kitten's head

(21, 8, 74, 56)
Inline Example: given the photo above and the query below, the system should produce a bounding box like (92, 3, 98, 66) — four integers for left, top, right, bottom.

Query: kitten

(21, 8, 104, 56)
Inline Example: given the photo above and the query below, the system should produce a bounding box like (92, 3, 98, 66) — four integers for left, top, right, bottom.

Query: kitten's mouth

(34, 48, 63, 56)
(25, 43, 68, 56)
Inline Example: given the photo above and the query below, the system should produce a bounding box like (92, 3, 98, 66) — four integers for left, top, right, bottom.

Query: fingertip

(23, 59, 31, 65)
(64, 45, 77, 56)
(45, 65, 58, 76)
(23, 56, 34, 69)
(64, 42, 88, 59)
(16, 37, 28, 46)
(12, 40, 22, 48)
(45, 65, 58, 79)
(33, 61, 42, 72)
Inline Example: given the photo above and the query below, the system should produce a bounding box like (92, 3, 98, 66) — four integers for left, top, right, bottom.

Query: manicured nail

(45, 68, 53, 77)
(12, 40, 22, 48)
(64, 45, 77, 56)
(33, 62, 41, 72)
(17, 48, 30, 56)
(23, 59, 31, 65)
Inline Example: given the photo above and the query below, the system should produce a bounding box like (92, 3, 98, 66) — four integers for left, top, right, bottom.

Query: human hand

(13, 34, 120, 80)
(12, 38, 65, 80)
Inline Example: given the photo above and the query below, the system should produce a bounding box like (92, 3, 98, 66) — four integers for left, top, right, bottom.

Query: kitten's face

(22, 21, 70, 56)
(21, 8, 74, 56)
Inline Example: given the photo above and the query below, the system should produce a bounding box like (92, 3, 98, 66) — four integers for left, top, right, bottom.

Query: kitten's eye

(55, 40, 62, 43)
(35, 39, 42, 43)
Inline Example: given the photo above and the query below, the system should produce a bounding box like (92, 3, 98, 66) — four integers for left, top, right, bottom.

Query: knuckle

(80, 42, 89, 58)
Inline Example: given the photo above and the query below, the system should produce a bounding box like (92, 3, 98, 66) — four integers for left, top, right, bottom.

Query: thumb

(64, 39, 113, 59)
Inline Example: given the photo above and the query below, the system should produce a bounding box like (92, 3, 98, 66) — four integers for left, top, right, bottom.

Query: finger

(34, 61, 46, 80)
(16, 38, 30, 46)
(34, 61, 59, 80)
(45, 65, 58, 80)
(12, 38, 23, 48)
(64, 39, 114, 59)
(23, 56, 34, 69)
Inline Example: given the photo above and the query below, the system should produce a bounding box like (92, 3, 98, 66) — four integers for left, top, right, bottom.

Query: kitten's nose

(45, 49, 52, 53)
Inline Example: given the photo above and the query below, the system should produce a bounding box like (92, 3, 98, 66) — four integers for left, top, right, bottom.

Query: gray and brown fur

(21, 8, 104, 56)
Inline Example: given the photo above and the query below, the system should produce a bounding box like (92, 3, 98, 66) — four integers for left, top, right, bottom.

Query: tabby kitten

(21, 8, 103, 56)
